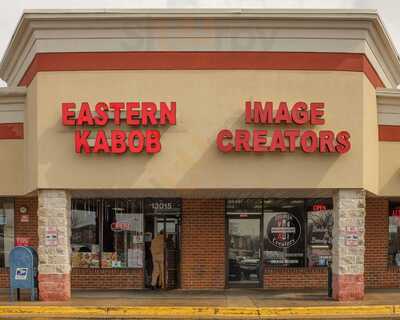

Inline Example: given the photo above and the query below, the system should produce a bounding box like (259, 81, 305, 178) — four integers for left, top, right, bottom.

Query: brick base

(264, 268, 328, 289)
(71, 268, 144, 289)
(38, 273, 71, 301)
(332, 274, 364, 301)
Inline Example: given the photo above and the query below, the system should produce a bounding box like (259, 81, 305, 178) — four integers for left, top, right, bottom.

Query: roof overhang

(1, 9, 400, 88)
(0, 87, 26, 105)
(377, 88, 400, 106)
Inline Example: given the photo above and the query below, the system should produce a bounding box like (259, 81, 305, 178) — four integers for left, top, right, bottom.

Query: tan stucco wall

(379, 141, 400, 196)
(362, 76, 379, 194)
(24, 78, 38, 194)
(18, 69, 376, 193)
(0, 140, 24, 195)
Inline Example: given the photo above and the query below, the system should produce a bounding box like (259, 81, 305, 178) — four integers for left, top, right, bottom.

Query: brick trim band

(19, 52, 384, 88)
(0, 123, 23, 139)
(379, 125, 400, 141)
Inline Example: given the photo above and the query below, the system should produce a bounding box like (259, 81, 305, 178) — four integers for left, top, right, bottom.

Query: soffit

(0, 9, 399, 88)
(0, 87, 26, 105)
(70, 188, 335, 199)
(377, 89, 400, 126)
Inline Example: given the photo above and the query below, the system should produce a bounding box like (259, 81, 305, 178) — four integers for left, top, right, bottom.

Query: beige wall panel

(24, 78, 38, 193)
(379, 142, 400, 196)
(362, 76, 379, 194)
(0, 140, 24, 195)
(33, 70, 367, 191)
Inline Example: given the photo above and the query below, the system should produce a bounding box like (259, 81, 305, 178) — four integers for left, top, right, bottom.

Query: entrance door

(228, 216, 262, 287)
(156, 216, 180, 289)
(144, 215, 180, 289)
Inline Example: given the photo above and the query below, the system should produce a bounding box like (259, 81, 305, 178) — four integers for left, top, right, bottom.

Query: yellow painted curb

(394, 305, 400, 315)
(108, 306, 259, 317)
(259, 305, 394, 317)
(0, 304, 397, 318)
(0, 306, 107, 316)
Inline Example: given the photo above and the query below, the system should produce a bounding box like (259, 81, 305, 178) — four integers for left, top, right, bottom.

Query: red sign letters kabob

(216, 101, 351, 154)
(61, 102, 176, 154)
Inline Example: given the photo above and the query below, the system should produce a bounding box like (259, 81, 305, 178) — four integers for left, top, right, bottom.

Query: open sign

(111, 222, 131, 231)
(391, 208, 400, 217)
(312, 204, 327, 211)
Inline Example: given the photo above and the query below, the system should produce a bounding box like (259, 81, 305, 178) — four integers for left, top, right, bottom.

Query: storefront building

(0, 9, 400, 302)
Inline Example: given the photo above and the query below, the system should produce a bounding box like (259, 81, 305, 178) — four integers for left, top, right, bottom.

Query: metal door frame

(152, 214, 181, 289)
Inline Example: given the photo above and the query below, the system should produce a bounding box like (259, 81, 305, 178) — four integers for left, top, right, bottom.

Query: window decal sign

(61, 101, 176, 154)
(216, 101, 351, 153)
(266, 212, 301, 249)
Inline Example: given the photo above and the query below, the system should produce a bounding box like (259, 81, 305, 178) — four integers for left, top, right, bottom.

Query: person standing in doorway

(151, 230, 165, 289)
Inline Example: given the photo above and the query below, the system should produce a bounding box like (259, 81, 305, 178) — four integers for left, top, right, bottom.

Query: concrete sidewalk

(0, 288, 400, 318)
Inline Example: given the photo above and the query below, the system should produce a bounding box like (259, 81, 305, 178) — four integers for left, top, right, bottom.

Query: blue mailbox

(9, 246, 38, 301)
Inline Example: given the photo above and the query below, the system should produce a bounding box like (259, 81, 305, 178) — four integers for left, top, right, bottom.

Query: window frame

(226, 198, 333, 270)
(388, 201, 400, 267)
(71, 198, 144, 270)
(71, 198, 182, 270)
(0, 198, 15, 269)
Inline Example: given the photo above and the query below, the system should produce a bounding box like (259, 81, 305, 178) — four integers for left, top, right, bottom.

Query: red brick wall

(0, 269, 9, 288)
(71, 268, 144, 289)
(15, 197, 39, 249)
(264, 268, 327, 289)
(0, 197, 38, 288)
(181, 199, 225, 289)
(365, 198, 400, 288)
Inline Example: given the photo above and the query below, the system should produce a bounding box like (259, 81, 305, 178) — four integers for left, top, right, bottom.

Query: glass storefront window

(306, 199, 333, 267)
(389, 202, 400, 266)
(71, 199, 100, 268)
(227, 198, 334, 269)
(263, 199, 306, 267)
(0, 199, 14, 268)
(71, 199, 144, 269)
(102, 199, 143, 268)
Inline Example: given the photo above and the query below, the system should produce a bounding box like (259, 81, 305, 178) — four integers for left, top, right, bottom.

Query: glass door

(228, 216, 262, 287)
(144, 215, 180, 289)
(155, 216, 180, 289)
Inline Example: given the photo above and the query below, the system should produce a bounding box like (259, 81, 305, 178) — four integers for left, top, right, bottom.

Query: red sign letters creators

(61, 101, 176, 154)
(216, 101, 351, 154)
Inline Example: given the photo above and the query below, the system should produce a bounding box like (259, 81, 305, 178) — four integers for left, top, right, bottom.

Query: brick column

(332, 189, 365, 301)
(181, 199, 225, 289)
(37, 190, 71, 301)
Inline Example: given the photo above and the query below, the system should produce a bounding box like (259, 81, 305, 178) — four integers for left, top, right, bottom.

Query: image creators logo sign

(267, 213, 301, 249)
(216, 101, 351, 154)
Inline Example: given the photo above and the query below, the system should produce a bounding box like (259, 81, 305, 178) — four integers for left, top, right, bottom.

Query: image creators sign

(216, 101, 351, 153)
(61, 101, 176, 154)
(267, 213, 301, 249)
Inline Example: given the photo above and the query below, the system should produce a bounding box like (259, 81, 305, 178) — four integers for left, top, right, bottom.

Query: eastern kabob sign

(61, 100, 350, 155)
(61, 101, 176, 154)
(216, 101, 351, 154)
